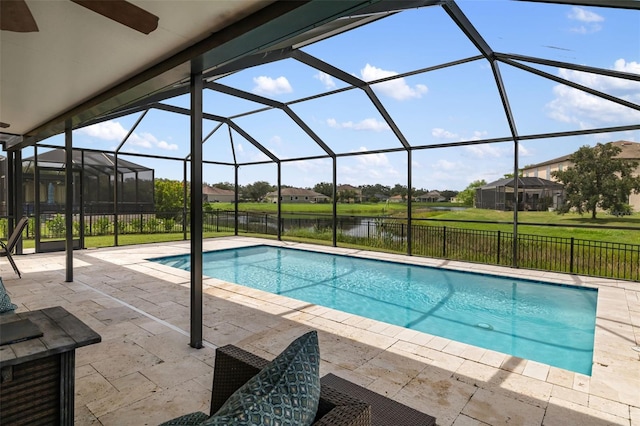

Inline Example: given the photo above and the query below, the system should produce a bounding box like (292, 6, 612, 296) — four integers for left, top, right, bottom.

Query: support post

(407, 149, 412, 256)
(6, 152, 16, 251)
(183, 159, 188, 240)
(234, 165, 239, 235)
(113, 153, 119, 246)
(332, 157, 337, 247)
(189, 69, 203, 349)
(65, 120, 73, 282)
(277, 164, 282, 240)
(512, 140, 519, 267)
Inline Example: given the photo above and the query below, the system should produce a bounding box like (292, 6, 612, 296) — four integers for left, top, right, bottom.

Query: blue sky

(41, 1, 640, 191)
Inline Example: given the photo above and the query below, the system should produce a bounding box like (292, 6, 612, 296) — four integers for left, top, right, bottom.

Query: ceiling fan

(1, 0, 159, 35)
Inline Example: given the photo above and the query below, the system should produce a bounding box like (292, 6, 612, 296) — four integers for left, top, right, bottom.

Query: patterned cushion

(203, 330, 321, 426)
(0, 277, 17, 314)
(158, 411, 209, 426)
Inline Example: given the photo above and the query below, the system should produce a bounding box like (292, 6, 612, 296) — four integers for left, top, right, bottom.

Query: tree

(503, 170, 523, 179)
(212, 181, 234, 191)
(243, 181, 274, 202)
(338, 189, 357, 203)
(391, 184, 408, 200)
(457, 179, 486, 206)
(552, 143, 640, 219)
(361, 184, 390, 201)
(313, 182, 334, 198)
(154, 179, 188, 217)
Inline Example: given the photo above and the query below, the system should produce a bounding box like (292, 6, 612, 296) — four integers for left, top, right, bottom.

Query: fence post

(497, 230, 501, 265)
(265, 214, 268, 234)
(570, 237, 575, 273)
(442, 226, 447, 257)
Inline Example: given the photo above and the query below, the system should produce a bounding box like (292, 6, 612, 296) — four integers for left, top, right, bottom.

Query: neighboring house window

(546, 166, 551, 179)
(559, 164, 563, 171)
(534, 169, 538, 177)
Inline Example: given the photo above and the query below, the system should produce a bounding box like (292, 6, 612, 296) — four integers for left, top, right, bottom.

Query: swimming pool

(151, 245, 598, 375)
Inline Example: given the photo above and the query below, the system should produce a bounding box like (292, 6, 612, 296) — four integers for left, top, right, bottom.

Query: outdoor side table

(0, 306, 101, 425)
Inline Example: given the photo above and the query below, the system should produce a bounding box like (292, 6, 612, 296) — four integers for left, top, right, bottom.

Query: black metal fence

(2, 210, 639, 282)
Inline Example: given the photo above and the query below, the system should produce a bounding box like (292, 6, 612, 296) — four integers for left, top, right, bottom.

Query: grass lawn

(209, 202, 640, 245)
(19, 203, 640, 249)
(412, 209, 640, 244)
(209, 202, 410, 216)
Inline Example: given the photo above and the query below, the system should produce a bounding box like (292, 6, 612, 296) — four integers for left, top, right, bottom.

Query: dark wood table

(0, 306, 101, 426)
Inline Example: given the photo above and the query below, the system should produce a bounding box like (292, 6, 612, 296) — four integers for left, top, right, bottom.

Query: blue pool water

(151, 245, 598, 375)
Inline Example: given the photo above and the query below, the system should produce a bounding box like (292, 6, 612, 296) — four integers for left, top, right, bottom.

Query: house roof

(23, 148, 151, 174)
(522, 141, 640, 170)
(478, 177, 564, 190)
(266, 187, 328, 199)
(202, 186, 234, 196)
(337, 184, 361, 192)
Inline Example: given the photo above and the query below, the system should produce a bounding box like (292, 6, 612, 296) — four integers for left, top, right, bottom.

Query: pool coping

(150, 241, 600, 375)
(86, 236, 639, 424)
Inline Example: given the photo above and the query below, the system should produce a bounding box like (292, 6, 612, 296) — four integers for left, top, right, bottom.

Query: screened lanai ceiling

(4, 0, 640, 192)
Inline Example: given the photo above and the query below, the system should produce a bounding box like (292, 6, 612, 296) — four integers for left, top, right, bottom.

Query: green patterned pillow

(0, 277, 17, 314)
(203, 330, 321, 426)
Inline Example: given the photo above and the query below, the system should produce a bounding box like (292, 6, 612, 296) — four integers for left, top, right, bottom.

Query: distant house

(522, 140, 640, 211)
(475, 177, 564, 211)
(374, 193, 390, 202)
(265, 187, 329, 203)
(337, 184, 363, 203)
(415, 191, 444, 203)
(202, 186, 235, 203)
(388, 195, 406, 203)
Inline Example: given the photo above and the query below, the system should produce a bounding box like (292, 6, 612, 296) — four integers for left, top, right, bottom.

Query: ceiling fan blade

(71, 0, 158, 35)
(1, 0, 39, 32)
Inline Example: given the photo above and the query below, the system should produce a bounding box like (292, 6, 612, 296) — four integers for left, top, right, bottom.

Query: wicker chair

(210, 344, 371, 426)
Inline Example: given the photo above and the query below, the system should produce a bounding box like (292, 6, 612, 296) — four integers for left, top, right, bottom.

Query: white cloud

(546, 60, 640, 126)
(432, 128, 459, 139)
(568, 7, 603, 23)
(432, 128, 487, 142)
(465, 144, 503, 158)
(518, 143, 532, 157)
(78, 120, 178, 151)
(79, 120, 127, 140)
(353, 148, 390, 167)
(467, 131, 488, 141)
(433, 159, 458, 171)
(157, 140, 178, 151)
(314, 72, 336, 90)
(338, 152, 400, 184)
(252, 76, 292, 95)
(360, 64, 428, 101)
(568, 7, 603, 34)
(461, 141, 531, 162)
(293, 158, 331, 174)
(270, 135, 283, 146)
(327, 117, 390, 132)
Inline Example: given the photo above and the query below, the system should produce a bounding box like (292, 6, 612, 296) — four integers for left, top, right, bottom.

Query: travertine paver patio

(2, 236, 639, 426)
